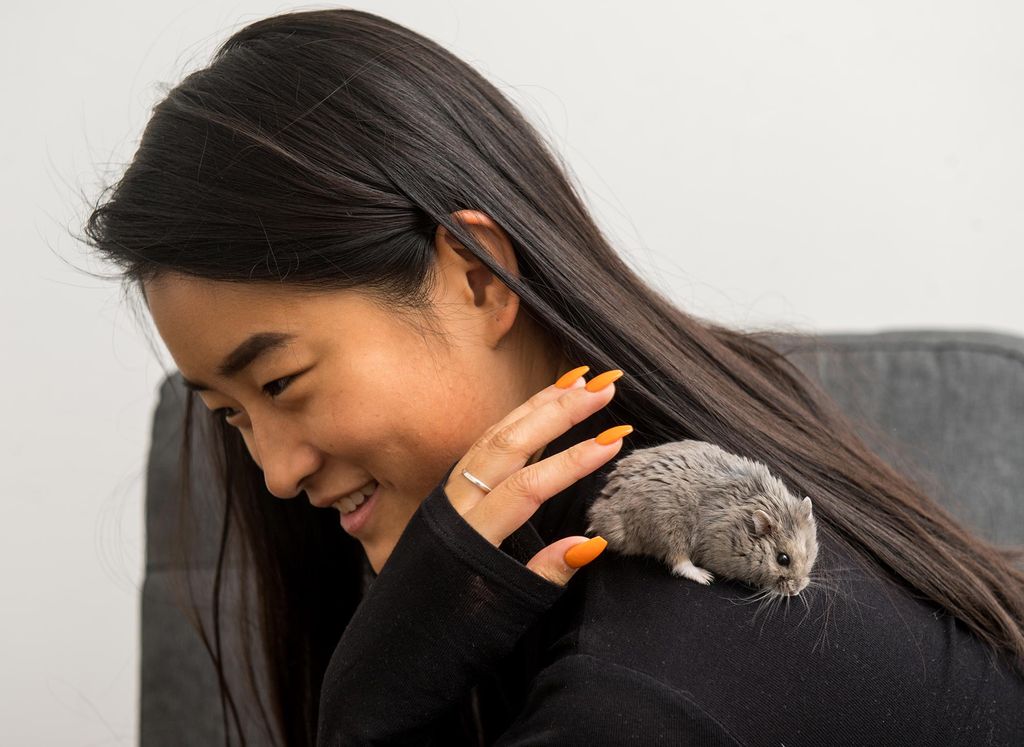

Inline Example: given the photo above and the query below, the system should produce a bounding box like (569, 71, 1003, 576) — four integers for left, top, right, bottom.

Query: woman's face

(142, 216, 569, 574)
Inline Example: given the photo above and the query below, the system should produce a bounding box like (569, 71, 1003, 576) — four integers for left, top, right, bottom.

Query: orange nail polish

(564, 536, 608, 569)
(555, 365, 590, 389)
(595, 424, 633, 446)
(585, 369, 624, 392)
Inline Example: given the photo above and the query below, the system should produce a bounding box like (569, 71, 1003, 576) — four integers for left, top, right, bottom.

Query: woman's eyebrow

(181, 331, 297, 392)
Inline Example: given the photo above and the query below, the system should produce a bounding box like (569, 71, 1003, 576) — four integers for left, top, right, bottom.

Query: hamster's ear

(751, 509, 774, 537)
(802, 496, 813, 515)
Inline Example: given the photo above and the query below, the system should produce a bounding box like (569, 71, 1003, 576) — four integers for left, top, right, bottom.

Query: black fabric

(493, 654, 745, 746)
(314, 455, 566, 746)
(317, 408, 1024, 745)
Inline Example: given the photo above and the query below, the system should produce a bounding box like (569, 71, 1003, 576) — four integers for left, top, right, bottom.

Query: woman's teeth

(335, 480, 378, 514)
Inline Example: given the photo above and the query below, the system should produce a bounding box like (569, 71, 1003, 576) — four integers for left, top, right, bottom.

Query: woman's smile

(143, 265, 569, 576)
(338, 481, 381, 534)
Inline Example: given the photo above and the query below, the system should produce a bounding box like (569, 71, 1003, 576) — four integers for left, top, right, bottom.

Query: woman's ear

(433, 209, 521, 334)
(436, 209, 520, 286)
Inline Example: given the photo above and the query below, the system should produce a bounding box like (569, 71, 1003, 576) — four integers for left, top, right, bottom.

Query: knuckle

(488, 422, 523, 455)
(507, 466, 545, 505)
(565, 442, 590, 472)
(554, 390, 580, 417)
(550, 390, 585, 431)
(558, 384, 600, 420)
(477, 422, 500, 445)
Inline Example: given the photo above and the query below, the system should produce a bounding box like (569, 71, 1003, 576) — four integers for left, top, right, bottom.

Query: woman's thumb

(526, 535, 608, 587)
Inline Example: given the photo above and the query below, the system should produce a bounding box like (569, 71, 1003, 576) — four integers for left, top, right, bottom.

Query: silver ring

(461, 469, 493, 493)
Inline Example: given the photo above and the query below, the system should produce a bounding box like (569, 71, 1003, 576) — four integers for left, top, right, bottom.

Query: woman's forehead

(143, 275, 373, 367)
(144, 273, 366, 324)
(145, 272, 310, 308)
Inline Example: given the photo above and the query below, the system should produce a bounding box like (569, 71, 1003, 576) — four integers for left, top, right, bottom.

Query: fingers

(463, 419, 632, 546)
(476, 365, 591, 447)
(445, 366, 622, 517)
(526, 536, 610, 587)
(444, 366, 592, 518)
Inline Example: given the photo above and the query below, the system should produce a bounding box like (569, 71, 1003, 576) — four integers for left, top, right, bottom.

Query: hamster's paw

(670, 559, 715, 585)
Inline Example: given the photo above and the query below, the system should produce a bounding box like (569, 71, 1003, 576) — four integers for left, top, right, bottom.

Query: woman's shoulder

(495, 651, 746, 746)
(550, 539, 1024, 745)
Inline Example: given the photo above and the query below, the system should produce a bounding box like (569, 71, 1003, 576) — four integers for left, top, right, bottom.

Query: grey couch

(140, 328, 1024, 745)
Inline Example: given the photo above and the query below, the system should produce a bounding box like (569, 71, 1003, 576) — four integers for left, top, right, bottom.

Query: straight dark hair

(79, 8, 1024, 746)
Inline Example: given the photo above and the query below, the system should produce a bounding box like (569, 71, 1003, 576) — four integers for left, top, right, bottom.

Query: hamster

(585, 439, 819, 597)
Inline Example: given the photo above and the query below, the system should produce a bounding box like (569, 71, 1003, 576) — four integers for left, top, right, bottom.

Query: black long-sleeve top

(317, 407, 1024, 745)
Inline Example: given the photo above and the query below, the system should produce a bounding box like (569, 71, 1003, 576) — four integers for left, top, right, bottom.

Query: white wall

(3, 1, 1021, 743)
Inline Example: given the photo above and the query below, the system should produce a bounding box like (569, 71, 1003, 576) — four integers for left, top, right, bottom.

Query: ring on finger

(461, 468, 494, 494)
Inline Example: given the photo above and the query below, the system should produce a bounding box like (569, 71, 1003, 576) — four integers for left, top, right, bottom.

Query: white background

(2, 1, 1021, 743)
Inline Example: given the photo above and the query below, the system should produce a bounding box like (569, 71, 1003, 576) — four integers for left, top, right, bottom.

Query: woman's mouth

(337, 480, 380, 534)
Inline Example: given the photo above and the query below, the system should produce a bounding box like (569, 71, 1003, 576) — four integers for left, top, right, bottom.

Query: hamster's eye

(776, 551, 790, 566)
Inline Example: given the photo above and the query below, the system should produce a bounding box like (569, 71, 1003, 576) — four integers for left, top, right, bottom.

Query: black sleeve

(493, 654, 745, 747)
(316, 460, 569, 746)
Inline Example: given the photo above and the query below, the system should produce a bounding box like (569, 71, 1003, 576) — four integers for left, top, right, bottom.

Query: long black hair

(79, 8, 1024, 745)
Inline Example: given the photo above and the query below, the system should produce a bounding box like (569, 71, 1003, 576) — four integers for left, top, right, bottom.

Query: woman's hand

(444, 365, 633, 587)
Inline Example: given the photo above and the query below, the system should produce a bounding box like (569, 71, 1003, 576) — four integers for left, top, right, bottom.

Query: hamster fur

(586, 439, 819, 597)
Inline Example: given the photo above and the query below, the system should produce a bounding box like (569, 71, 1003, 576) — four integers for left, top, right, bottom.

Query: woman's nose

(249, 424, 320, 500)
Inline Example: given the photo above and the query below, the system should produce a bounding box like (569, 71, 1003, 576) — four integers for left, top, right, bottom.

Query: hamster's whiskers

(750, 592, 790, 631)
(730, 587, 779, 607)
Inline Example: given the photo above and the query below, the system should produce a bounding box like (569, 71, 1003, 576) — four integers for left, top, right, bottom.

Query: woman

(81, 8, 1024, 745)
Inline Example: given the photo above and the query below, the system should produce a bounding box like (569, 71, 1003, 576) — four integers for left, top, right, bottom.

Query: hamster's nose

(779, 580, 796, 596)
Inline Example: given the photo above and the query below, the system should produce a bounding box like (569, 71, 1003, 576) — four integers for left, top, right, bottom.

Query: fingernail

(585, 369, 624, 392)
(564, 536, 608, 568)
(555, 365, 590, 389)
(594, 424, 634, 445)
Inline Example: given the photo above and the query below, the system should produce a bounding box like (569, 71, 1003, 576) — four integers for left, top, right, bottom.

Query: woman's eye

(212, 373, 300, 425)
(262, 374, 296, 398)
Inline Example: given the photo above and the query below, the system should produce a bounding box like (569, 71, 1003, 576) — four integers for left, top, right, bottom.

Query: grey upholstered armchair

(139, 328, 1024, 745)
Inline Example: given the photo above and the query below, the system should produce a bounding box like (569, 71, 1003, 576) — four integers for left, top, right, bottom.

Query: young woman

(82, 8, 1024, 745)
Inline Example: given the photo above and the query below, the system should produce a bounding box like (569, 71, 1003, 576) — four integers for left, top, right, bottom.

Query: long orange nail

(595, 424, 634, 445)
(555, 365, 590, 389)
(585, 369, 624, 392)
(565, 536, 608, 568)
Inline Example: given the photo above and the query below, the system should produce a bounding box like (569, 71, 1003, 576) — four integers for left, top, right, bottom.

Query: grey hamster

(585, 439, 819, 597)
